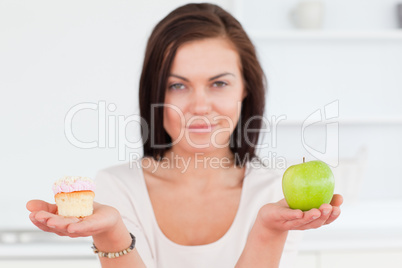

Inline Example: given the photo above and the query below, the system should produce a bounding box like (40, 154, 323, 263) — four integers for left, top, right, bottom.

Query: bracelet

(92, 233, 136, 258)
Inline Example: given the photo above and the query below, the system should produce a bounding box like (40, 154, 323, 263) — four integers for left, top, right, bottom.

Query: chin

(183, 141, 230, 155)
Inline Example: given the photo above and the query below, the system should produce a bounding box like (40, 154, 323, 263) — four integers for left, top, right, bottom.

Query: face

(163, 38, 247, 154)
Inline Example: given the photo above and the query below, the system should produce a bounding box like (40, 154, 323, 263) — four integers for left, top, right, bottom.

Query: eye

(168, 83, 186, 91)
(212, 81, 228, 88)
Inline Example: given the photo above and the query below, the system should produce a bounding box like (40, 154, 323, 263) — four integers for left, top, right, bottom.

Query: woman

(27, 3, 342, 267)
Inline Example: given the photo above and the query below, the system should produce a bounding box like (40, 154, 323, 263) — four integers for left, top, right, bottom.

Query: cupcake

(53, 176, 95, 217)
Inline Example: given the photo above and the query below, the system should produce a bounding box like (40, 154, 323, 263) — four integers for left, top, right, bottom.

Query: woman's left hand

(256, 194, 343, 233)
(235, 194, 343, 267)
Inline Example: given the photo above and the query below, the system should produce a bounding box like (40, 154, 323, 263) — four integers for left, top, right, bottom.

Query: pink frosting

(52, 176, 96, 195)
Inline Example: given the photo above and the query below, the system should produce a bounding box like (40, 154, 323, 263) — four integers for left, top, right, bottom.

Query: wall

(233, 0, 402, 202)
(1, 0, 401, 231)
(0, 0, 232, 229)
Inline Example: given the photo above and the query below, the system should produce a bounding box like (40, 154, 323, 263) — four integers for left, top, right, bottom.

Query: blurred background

(1, 0, 401, 267)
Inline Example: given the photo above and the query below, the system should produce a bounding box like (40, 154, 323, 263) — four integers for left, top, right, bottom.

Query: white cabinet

(295, 252, 318, 268)
(0, 260, 99, 268)
(0, 232, 99, 268)
(296, 250, 402, 268)
(294, 201, 402, 268)
(321, 250, 402, 268)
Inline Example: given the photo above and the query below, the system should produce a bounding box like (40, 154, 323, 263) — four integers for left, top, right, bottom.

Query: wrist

(235, 215, 288, 267)
(92, 218, 131, 252)
(92, 233, 135, 258)
(253, 214, 288, 243)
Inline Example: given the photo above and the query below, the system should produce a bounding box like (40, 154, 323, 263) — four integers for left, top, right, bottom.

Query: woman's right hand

(26, 200, 121, 238)
(27, 200, 147, 267)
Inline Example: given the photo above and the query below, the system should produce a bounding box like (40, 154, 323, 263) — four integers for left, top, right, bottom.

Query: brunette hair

(139, 3, 266, 167)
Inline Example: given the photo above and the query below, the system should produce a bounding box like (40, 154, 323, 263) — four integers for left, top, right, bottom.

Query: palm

(27, 200, 120, 237)
(257, 194, 343, 232)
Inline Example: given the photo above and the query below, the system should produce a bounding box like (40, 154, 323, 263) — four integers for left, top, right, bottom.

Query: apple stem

(303, 157, 305, 163)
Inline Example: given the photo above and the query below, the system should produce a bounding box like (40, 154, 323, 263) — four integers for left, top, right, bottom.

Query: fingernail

(312, 215, 319, 220)
(323, 209, 330, 215)
(48, 225, 55, 229)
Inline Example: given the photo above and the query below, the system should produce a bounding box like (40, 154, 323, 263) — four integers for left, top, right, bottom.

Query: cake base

(55, 190, 95, 217)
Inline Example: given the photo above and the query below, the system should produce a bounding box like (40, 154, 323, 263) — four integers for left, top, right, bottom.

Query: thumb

(26, 199, 57, 214)
(277, 198, 289, 207)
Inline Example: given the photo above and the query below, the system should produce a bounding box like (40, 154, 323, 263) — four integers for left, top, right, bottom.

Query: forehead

(170, 38, 242, 75)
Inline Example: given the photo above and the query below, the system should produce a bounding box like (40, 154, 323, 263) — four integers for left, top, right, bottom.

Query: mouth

(186, 124, 218, 132)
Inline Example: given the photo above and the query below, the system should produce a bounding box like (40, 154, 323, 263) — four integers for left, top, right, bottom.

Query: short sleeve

(94, 168, 156, 267)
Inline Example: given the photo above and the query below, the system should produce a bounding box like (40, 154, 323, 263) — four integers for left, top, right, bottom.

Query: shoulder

(93, 159, 144, 203)
(96, 160, 141, 180)
(94, 158, 146, 188)
(246, 158, 283, 185)
(244, 158, 285, 202)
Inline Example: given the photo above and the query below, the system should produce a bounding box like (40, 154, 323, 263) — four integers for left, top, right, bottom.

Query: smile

(186, 124, 218, 133)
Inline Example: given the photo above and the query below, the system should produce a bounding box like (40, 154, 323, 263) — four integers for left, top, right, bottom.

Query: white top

(94, 158, 303, 268)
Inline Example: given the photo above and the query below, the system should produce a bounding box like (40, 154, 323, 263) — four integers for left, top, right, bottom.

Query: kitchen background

(1, 0, 401, 267)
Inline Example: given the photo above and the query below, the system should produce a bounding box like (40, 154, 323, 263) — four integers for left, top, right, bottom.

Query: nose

(190, 89, 211, 115)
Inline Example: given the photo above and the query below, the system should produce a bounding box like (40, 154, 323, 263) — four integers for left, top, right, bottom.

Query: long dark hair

(139, 3, 266, 167)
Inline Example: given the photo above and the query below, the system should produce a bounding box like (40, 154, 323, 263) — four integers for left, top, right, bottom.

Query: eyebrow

(169, 72, 236, 82)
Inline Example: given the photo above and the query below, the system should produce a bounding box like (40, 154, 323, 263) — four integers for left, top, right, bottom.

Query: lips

(188, 124, 217, 129)
(186, 123, 218, 132)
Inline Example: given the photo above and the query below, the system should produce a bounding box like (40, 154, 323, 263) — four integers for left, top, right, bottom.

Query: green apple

(282, 159, 335, 211)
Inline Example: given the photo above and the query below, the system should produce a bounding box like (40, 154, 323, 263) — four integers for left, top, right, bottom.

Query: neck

(166, 146, 234, 168)
(156, 147, 243, 190)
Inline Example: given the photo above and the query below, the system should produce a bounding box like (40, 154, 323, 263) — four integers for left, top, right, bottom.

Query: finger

(297, 204, 333, 230)
(277, 199, 289, 207)
(281, 208, 303, 221)
(67, 216, 105, 235)
(46, 216, 81, 229)
(330, 194, 343, 207)
(319, 203, 333, 217)
(324, 206, 341, 225)
(29, 211, 50, 231)
(284, 208, 321, 229)
(29, 212, 67, 236)
(34, 210, 60, 225)
(27, 200, 57, 214)
(302, 208, 322, 222)
(31, 212, 85, 238)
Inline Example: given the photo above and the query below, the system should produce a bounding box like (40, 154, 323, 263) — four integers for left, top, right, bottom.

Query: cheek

(163, 105, 185, 133)
(214, 99, 243, 126)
